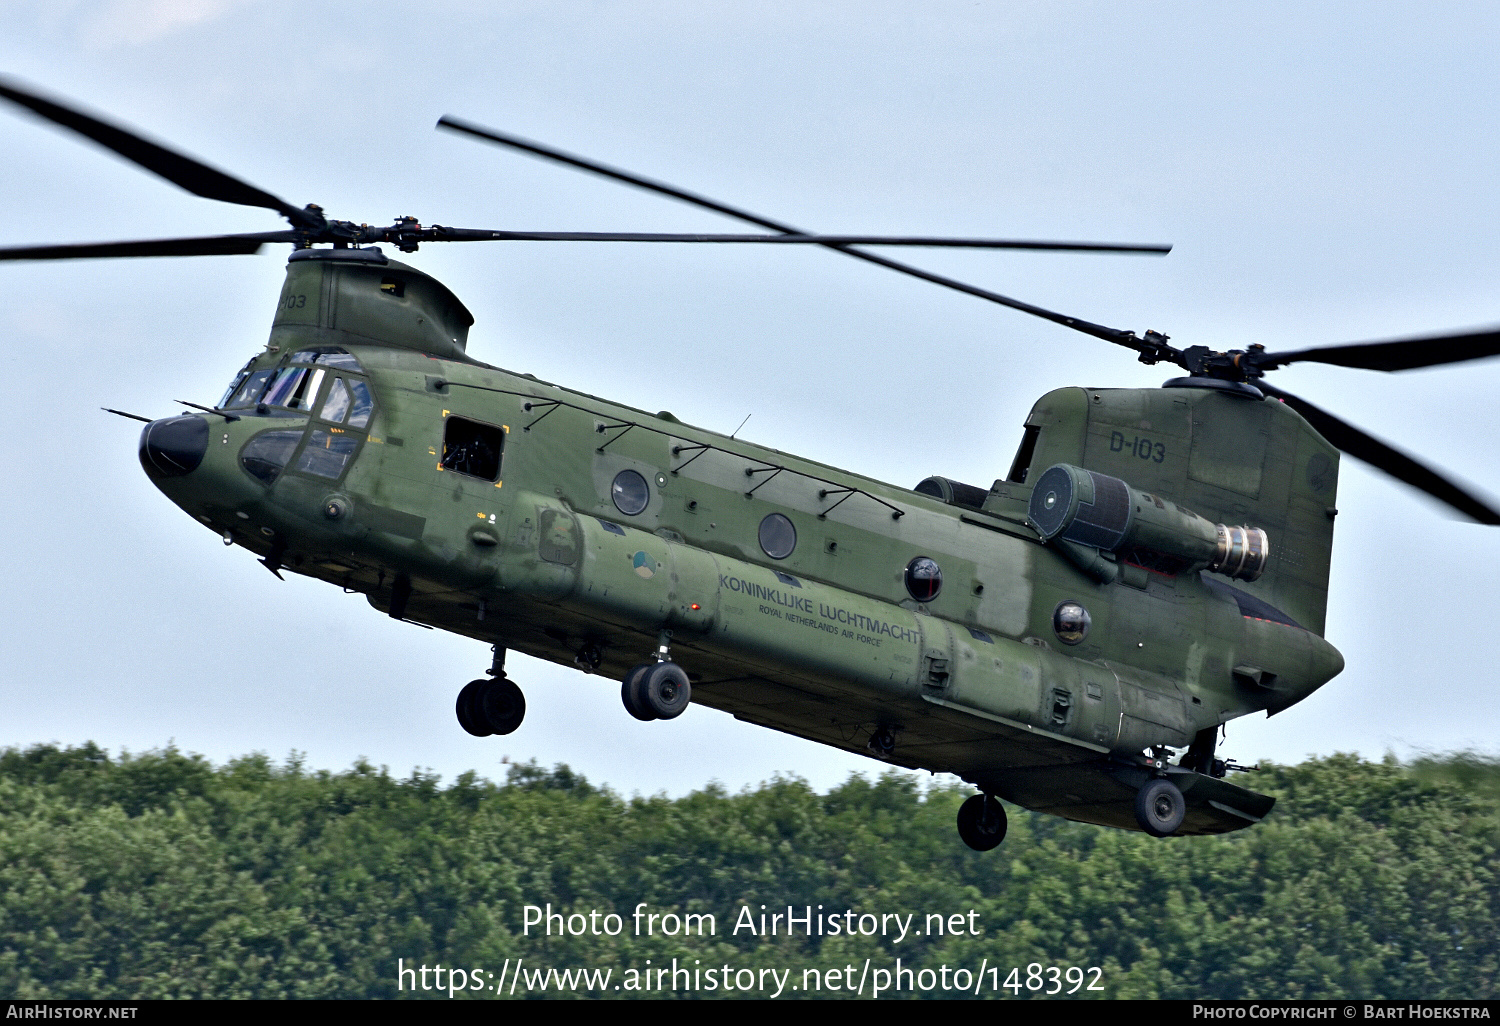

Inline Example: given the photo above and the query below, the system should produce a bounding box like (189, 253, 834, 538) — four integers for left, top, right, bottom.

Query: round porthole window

(611, 469, 650, 515)
(1053, 601, 1091, 645)
(904, 556, 943, 602)
(758, 513, 797, 559)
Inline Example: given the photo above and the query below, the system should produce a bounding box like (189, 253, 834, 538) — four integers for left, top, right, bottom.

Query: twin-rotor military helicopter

(6, 79, 1498, 848)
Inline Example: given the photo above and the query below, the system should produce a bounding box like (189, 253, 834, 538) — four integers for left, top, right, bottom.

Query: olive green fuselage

(145, 251, 1345, 834)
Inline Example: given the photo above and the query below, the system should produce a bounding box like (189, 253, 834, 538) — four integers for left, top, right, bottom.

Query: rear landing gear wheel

(1135, 777, 1186, 837)
(956, 794, 1008, 851)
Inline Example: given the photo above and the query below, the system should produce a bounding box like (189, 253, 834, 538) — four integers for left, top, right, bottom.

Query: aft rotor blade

(1260, 381, 1500, 524)
(0, 232, 295, 261)
(0, 78, 310, 227)
(436, 117, 1159, 350)
(1260, 326, 1500, 373)
(430, 228, 1169, 252)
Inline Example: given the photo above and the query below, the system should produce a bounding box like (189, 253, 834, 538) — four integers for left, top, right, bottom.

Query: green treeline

(1, 744, 1495, 999)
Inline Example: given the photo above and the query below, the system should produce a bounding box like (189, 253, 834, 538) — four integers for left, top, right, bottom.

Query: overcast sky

(2, 1, 1498, 796)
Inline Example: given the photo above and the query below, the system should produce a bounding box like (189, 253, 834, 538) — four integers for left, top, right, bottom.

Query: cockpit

(221, 347, 377, 486)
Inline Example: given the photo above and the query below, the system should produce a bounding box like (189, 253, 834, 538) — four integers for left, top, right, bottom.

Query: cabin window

(611, 470, 650, 516)
(1053, 601, 1091, 645)
(904, 556, 943, 602)
(758, 513, 797, 559)
(441, 416, 504, 481)
(239, 429, 303, 484)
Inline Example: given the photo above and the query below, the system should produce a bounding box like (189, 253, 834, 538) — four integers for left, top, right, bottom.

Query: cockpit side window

(239, 429, 303, 484)
(296, 430, 360, 480)
(321, 378, 351, 423)
(316, 376, 374, 428)
(347, 380, 374, 429)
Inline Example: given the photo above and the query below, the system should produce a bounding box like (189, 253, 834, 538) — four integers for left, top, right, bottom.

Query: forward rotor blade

(438, 117, 803, 233)
(430, 228, 1169, 251)
(0, 232, 295, 261)
(1261, 327, 1500, 373)
(436, 117, 1158, 350)
(1260, 381, 1500, 524)
(0, 78, 309, 226)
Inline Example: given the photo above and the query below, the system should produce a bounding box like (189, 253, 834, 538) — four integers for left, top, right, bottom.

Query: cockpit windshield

(262, 366, 324, 410)
(289, 347, 363, 372)
(218, 358, 257, 408)
(220, 348, 367, 412)
(223, 368, 273, 409)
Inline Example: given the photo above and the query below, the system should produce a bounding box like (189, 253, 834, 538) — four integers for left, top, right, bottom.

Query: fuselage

(139, 248, 1345, 834)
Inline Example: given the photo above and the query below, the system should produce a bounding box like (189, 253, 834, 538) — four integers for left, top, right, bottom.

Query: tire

(1135, 777, 1186, 837)
(456, 679, 492, 737)
(956, 794, 1008, 851)
(641, 662, 691, 719)
(621, 664, 656, 721)
(479, 677, 526, 735)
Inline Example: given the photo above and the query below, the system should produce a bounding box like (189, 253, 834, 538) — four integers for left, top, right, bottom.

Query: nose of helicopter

(139, 414, 209, 478)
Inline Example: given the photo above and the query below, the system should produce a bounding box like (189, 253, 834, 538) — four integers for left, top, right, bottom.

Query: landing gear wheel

(479, 677, 526, 735)
(956, 794, 1008, 851)
(641, 662, 691, 719)
(1135, 777, 1186, 837)
(621, 664, 656, 721)
(456, 679, 492, 738)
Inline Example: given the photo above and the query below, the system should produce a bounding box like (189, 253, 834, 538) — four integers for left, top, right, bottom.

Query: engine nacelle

(1027, 463, 1268, 581)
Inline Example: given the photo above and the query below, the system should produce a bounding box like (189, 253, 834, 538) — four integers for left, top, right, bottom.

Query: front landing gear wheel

(1135, 777, 1186, 837)
(456, 679, 491, 738)
(621, 664, 656, 721)
(456, 678, 526, 737)
(479, 677, 526, 735)
(956, 794, 1008, 851)
(641, 662, 691, 719)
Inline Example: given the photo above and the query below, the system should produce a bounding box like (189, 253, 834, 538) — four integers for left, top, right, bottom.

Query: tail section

(992, 384, 1340, 635)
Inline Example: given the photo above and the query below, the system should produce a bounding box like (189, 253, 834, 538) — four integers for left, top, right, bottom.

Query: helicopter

(5, 78, 1499, 849)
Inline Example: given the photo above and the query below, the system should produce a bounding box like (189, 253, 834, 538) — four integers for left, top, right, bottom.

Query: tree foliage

(0, 744, 1494, 999)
